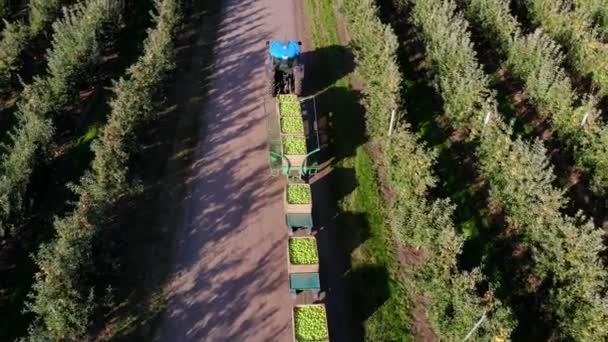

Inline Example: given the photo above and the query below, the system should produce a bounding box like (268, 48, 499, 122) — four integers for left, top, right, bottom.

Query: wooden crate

(292, 304, 330, 342)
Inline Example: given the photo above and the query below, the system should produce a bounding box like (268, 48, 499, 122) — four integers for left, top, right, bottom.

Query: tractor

(265, 40, 304, 97)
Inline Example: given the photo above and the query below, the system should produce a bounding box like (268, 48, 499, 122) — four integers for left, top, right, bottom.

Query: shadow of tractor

(301, 44, 355, 97)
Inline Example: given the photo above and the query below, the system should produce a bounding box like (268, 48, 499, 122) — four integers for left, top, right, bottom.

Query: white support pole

(388, 109, 396, 136)
(462, 313, 487, 342)
(484, 111, 492, 125)
(581, 112, 590, 126)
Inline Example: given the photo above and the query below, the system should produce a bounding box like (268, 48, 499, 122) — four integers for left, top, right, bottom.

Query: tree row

(406, 0, 608, 339)
(574, 0, 608, 41)
(573, 0, 608, 39)
(25, 0, 180, 339)
(0, 0, 68, 95)
(341, 0, 514, 340)
(463, 0, 608, 194)
(518, 0, 608, 96)
(0, 0, 121, 235)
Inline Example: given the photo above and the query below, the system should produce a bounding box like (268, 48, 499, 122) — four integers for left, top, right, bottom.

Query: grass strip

(304, 0, 411, 339)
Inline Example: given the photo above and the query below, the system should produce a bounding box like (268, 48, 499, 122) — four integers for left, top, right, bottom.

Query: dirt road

(155, 0, 305, 341)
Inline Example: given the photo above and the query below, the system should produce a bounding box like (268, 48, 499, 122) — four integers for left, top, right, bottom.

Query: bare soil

(396, 244, 426, 268)
(154, 0, 308, 341)
(411, 296, 438, 342)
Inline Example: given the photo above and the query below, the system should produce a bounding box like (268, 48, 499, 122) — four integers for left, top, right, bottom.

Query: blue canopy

(269, 40, 300, 60)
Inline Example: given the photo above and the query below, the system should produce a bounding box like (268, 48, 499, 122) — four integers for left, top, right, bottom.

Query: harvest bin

(286, 212, 314, 234)
(288, 237, 320, 295)
(281, 134, 308, 168)
(267, 95, 321, 180)
(292, 304, 330, 342)
(288, 237, 319, 274)
(285, 183, 312, 214)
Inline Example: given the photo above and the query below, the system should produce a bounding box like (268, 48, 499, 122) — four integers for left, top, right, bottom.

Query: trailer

(266, 94, 319, 231)
(266, 94, 321, 181)
(287, 236, 321, 297)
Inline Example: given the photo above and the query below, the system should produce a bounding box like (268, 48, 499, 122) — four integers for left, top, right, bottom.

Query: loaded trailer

(266, 94, 320, 232)
(266, 94, 321, 181)
(265, 39, 329, 342)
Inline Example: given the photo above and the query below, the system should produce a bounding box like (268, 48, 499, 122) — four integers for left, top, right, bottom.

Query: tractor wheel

(294, 73, 303, 96)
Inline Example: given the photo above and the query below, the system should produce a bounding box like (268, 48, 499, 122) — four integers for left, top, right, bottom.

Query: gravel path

(156, 0, 305, 341)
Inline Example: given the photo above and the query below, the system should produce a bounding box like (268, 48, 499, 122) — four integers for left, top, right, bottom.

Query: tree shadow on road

(89, 1, 226, 339)
(98, 0, 303, 340)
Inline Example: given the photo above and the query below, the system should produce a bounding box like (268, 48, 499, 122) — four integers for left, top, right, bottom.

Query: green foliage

(0, 0, 66, 94)
(280, 116, 304, 133)
(0, 0, 120, 234)
(410, 0, 492, 132)
(29, 0, 64, 34)
(578, 128, 608, 193)
(25, 215, 96, 340)
(287, 183, 311, 204)
(465, 0, 608, 194)
(574, 0, 608, 38)
(409, 0, 608, 339)
(539, 214, 608, 341)
(46, 0, 121, 101)
(508, 31, 582, 130)
(399, 176, 517, 339)
(0, 21, 29, 90)
(327, 1, 410, 338)
(339, 0, 401, 138)
(25, 0, 180, 339)
(385, 128, 436, 205)
(293, 305, 329, 341)
(478, 125, 608, 340)
(340, 0, 516, 338)
(478, 132, 565, 222)
(283, 136, 306, 155)
(0, 0, 23, 20)
(349, 147, 412, 340)
(289, 238, 319, 264)
(0, 0, 7, 19)
(464, 0, 518, 54)
(409, 210, 514, 340)
(521, 0, 608, 96)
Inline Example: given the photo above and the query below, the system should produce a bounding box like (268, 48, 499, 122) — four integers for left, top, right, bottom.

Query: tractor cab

(268, 40, 301, 71)
(265, 40, 304, 96)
